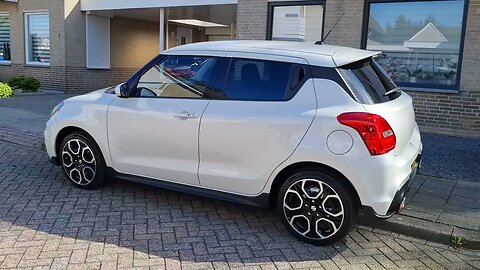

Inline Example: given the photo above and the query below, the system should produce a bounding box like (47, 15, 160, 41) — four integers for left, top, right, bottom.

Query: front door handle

(174, 111, 199, 119)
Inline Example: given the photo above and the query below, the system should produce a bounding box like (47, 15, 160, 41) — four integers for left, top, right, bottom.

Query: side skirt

(107, 168, 271, 209)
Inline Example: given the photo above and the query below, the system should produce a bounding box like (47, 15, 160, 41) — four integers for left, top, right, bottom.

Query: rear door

(198, 53, 317, 195)
(337, 59, 417, 155)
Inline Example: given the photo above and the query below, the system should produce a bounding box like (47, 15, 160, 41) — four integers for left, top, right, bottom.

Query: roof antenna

(316, 12, 345, 45)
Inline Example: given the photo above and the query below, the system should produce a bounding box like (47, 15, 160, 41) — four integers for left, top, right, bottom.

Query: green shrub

(6, 76, 24, 89)
(6, 76, 41, 92)
(0, 82, 13, 98)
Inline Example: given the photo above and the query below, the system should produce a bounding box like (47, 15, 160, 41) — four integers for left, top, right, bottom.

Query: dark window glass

(204, 57, 229, 99)
(338, 59, 400, 104)
(0, 14, 11, 61)
(223, 58, 292, 101)
(136, 56, 217, 98)
(365, 0, 466, 89)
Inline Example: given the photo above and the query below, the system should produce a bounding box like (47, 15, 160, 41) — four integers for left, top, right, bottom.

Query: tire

(59, 131, 106, 189)
(276, 169, 356, 246)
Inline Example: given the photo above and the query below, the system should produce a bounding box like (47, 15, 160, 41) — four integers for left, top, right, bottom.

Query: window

(25, 12, 50, 66)
(363, 0, 467, 90)
(223, 58, 293, 101)
(136, 56, 217, 98)
(0, 14, 11, 63)
(267, 1, 325, 42)
(338, 59, 400, 104)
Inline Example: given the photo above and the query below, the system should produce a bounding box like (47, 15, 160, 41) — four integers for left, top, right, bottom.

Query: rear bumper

(362, 153, 422, 219)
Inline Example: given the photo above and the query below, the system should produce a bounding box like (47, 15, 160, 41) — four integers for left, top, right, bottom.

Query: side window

(223, 58, 293, 101)
(136, 56, 217, 98)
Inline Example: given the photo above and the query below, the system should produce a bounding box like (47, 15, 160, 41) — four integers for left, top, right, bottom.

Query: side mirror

(114, 83, 129, 98)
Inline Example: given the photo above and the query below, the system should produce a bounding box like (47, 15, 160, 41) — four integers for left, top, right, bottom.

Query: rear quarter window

(338, 59, 400, 104)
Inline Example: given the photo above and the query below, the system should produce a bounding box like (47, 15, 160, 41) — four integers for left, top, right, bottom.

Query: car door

(107, 55, 219, 186)
(198, 53, 317, 195)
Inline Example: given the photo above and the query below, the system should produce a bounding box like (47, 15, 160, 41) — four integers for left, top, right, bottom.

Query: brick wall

(0, 0, 67, 90)
(237, 0, 480, 137)
(237, 0, 268, 39)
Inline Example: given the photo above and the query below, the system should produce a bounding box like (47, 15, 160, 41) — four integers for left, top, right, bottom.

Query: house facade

(0, 0, 478, 137)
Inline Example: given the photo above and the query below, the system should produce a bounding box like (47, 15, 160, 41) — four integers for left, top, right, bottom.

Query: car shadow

(0, 148, 352, 265)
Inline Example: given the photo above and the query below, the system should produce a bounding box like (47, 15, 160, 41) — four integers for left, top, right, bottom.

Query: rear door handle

(174, 111, 199, 119)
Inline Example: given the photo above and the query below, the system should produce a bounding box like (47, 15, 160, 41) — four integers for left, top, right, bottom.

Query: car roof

(163, 40, 380, 67)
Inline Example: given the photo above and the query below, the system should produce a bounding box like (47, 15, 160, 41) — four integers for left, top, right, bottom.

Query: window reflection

(366, 0, 465, 89)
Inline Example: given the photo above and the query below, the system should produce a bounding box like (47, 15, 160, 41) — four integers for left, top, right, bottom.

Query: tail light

(337, 112, 396, 155)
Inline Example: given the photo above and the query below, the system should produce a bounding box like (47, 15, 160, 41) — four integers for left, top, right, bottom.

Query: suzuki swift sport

(45, 41, 422, 245)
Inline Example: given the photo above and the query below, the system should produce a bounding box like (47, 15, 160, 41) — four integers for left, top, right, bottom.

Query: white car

(45, 41, 422, 245)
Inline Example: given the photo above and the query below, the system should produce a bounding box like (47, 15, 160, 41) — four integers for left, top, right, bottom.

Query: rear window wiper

(384, 87, 401, 96)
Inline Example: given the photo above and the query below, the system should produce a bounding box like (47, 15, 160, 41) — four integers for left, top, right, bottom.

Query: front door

(107, 55, 217, 186)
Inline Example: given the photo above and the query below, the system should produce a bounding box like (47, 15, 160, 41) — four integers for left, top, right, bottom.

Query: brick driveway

(0, 127, 479, 269)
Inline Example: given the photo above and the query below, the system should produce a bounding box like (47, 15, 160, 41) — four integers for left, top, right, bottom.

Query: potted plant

(444, 71, 456, 85)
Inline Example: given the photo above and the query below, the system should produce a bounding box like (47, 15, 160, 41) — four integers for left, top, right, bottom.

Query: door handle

(174, 111, 199, 119)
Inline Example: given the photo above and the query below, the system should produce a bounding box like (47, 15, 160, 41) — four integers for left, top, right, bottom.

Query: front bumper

(49, 156, 60, 166)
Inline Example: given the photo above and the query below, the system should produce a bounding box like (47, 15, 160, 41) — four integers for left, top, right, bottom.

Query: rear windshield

(338, 58, 400, 104)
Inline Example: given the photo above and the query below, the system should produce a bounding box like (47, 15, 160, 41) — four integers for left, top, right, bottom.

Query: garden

(0, 76, 41, 98)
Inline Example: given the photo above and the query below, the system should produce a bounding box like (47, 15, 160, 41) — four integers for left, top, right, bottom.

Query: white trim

(24, 11, 51, 67)
(25, 62, 50, 67)
(81, 0, 238, 11)
(159, 8, 165, 53)
(23, 9, 48, 13)
(86, 66, 110, 70)
(0, 60, 11, 65)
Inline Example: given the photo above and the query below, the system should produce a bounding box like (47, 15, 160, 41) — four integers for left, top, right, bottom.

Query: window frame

(0, 12, 11, 65)
(360, 0, 469, 93)
(24, 11, 50, 67)
(131, 54, 221, 100)
(266, 0, 326, 42)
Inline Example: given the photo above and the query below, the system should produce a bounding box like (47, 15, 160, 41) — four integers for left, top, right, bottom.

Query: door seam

(196, 99, 212, 186)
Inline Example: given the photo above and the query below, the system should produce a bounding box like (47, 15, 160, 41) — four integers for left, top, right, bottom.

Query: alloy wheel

(283, 179, 344, 240)
(61, 138, 97, 185)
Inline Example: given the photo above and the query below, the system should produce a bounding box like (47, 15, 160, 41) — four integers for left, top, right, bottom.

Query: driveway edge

(359, 214, 480, 250)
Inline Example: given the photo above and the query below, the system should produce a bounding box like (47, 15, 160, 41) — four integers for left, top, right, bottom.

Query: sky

(370, 0, 465, 30)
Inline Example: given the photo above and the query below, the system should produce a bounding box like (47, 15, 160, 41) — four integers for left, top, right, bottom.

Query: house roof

(408, 22, 447, 43)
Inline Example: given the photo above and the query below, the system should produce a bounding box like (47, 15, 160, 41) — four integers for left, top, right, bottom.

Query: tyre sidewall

(60, 132, 106, 189)
(276, 170, 356, 246)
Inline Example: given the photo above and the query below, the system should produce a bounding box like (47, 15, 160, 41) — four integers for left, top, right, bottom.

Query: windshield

(338, 58, 400, 104)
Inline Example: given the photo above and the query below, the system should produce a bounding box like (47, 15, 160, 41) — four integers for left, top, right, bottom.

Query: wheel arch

(55, 126, 96, 163)
(268, 161, 361, 209)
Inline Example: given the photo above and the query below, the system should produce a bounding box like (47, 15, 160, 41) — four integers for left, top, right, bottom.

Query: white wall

(81, 0, 238, 11)
(86, 14, 110, 69)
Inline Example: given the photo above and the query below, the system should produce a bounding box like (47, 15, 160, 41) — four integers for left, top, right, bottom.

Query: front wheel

(277, 170, 356, 245)
(60, 131, 106, 189)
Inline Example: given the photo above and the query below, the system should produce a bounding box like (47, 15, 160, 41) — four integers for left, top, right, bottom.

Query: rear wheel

(277, 170, 356, 245)
(60, 132, 106, 189)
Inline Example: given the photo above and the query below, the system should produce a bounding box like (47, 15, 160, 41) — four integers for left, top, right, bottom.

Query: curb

(358, 214, 480, 250)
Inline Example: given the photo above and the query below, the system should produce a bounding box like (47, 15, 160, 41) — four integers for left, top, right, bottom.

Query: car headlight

(51, 101, 64, 117)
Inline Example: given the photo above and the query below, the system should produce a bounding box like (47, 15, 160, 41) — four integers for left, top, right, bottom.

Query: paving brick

(0, 126, 479, 269)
